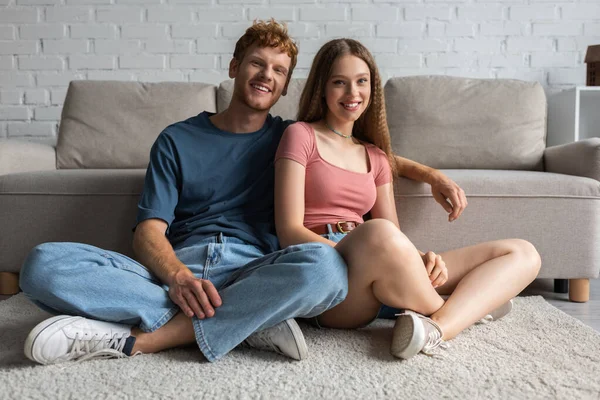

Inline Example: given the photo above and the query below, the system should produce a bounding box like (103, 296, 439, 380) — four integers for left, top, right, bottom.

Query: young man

(19, 19, 467, 365)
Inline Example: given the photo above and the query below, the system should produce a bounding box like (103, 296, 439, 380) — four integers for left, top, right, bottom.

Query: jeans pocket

(326, 233, 347, 244)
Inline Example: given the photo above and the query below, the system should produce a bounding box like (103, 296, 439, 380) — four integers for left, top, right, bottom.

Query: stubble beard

(240, 90, 279, 112)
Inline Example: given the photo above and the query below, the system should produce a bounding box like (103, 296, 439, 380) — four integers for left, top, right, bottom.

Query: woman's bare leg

(430, 239, 541, 340)
(317, 219, 445, 328)
(316, 218, 541, 338)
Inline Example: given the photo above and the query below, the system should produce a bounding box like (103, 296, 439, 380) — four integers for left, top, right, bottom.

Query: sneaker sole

(24, 315, 80, 364)
(490, 299, 513, 321)
(285, 319, 308, 361)
(390, 313, 425, 360)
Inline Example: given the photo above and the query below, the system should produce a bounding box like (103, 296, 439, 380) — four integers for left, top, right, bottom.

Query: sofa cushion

(56, 81, 217, 169)
(0, 169, 145, 273)
(393, 170, 600, 279)
(217, 79, 306, 121)
(385, 76, 547, 170)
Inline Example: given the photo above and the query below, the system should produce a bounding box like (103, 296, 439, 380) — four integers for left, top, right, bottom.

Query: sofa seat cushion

(0, 170, 145, 273)
(56, 81, 217, 169)
(385, 76, 547, 171)
(0, 169, 145, 194)
(395, 170, 600, 279)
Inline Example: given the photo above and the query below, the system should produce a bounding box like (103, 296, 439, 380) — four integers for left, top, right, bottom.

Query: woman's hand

(168, 269, 222, 319)
(421, 251, 448, 289)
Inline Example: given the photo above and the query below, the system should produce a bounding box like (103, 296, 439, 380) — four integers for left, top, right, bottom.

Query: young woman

(274, 39, 541, 360)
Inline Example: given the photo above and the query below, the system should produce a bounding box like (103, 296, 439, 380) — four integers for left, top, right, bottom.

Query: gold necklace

(324, 121, 352, 139)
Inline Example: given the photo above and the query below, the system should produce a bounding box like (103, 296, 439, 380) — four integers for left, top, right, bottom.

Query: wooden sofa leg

(568, 279, 590, 303)
(0, 272, 20, 295)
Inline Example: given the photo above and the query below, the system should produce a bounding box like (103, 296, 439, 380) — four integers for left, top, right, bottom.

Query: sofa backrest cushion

(56, 80, 217, 169)
(217, 79, 306, 121)
(384, 76, 547, 170)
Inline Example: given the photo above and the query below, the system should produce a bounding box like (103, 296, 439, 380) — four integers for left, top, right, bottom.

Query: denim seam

(204, 243, 214, 280)
(193, 319, 217, 362)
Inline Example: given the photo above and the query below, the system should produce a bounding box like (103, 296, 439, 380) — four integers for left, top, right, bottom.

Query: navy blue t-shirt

(136, 111, 293, 253)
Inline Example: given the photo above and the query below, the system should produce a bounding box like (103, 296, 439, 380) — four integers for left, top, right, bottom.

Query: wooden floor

(1, 278, 599, 332)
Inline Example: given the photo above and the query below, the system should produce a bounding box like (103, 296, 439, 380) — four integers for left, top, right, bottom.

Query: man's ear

(229, 58, 239, 79)
(282, 80, 289, 96)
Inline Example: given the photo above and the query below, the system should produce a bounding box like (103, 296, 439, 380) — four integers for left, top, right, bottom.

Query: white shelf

(547, 86, 600, 146)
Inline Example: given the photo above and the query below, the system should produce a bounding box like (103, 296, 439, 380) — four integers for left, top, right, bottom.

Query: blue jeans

(323, 229, 401, 320)
(19, 234, 348, 362)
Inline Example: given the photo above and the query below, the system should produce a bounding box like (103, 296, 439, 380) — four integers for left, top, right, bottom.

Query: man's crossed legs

(19, 234, 348, 364)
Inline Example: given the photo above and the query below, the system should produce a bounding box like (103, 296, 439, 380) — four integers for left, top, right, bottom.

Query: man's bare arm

(133, 219, 221, 319)
(133, 219, 186, 285)
(394, 155, 468, 222)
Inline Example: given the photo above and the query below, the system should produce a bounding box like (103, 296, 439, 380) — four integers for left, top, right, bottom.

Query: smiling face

(324, 54, 371, 127)
(229, 43, 292, 112)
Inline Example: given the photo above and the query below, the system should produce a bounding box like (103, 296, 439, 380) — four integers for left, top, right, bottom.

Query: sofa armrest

(544, 138, 600, 181)
(0, 139, 56, 176)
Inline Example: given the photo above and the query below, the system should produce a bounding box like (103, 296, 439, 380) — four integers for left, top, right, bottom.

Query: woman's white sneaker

(479, 299, 514, 324)
(390, 311, 448, 360)
(243, 319, 308, 361)
(24, 315, 135, 365)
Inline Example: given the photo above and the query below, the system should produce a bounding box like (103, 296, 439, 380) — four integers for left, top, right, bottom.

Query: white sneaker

(479, 299, 514, 324)
(243, 319, 308, 361)
(391, 311, 448, 360)
(24, 315, 135, 365)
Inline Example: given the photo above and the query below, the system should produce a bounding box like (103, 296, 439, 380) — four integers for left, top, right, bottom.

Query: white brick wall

(0, 0, 598, 141)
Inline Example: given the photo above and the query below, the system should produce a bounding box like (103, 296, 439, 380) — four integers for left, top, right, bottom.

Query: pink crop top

(275, 122, 393, 229)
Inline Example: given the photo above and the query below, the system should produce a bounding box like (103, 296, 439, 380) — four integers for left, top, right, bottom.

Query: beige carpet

(1, 294, 600, 399)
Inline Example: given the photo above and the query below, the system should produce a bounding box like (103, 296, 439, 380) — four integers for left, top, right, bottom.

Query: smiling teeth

(344, 103, 359, 108)
(252, 84, 269, 92)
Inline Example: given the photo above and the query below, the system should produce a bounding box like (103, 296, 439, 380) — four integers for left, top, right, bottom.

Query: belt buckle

(336, 221, 348, 234)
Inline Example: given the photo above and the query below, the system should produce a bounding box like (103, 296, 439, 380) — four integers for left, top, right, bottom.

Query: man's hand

(169, 269, 222, 319)
(430, 174, 467, 222)
(421, 251, 448, 289)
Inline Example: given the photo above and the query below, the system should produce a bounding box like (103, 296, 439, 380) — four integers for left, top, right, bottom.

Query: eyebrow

(330, 72, 370, 79)
(247, 55, 289, 74)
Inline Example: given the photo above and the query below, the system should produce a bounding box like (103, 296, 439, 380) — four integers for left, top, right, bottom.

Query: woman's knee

(510, 239, 542, 276)
(351, 219, 414, 257)
(492, 239, 541, 279)
(358, 219, 401, 245)
(340, 220, 421, 282)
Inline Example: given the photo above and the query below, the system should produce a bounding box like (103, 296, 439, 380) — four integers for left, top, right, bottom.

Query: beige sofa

(1, 76, 599, 302)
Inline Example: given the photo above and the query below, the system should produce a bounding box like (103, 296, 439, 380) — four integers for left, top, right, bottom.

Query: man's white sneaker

(391, 311, 448, 360)
(243, 319, 308, 361)
(479, 299, 514, 324)
(24, 315, 135, 365)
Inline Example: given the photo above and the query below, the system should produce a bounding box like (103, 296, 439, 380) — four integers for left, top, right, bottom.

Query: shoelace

(58, 332, 131, 364)
(479, 314, 494, 324)
(415, 314, 449, 356)
(478, 300, 513, 324)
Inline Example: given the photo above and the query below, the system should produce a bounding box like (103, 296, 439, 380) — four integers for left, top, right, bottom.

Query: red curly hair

(233, 19, 299, 86)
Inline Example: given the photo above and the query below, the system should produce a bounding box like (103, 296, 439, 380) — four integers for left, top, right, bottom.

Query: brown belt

(309, 221, 360, 235)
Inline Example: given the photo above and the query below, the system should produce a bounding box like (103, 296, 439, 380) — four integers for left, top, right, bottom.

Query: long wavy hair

(297, 38, 397, 177)
(233, 19, 299, 88)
